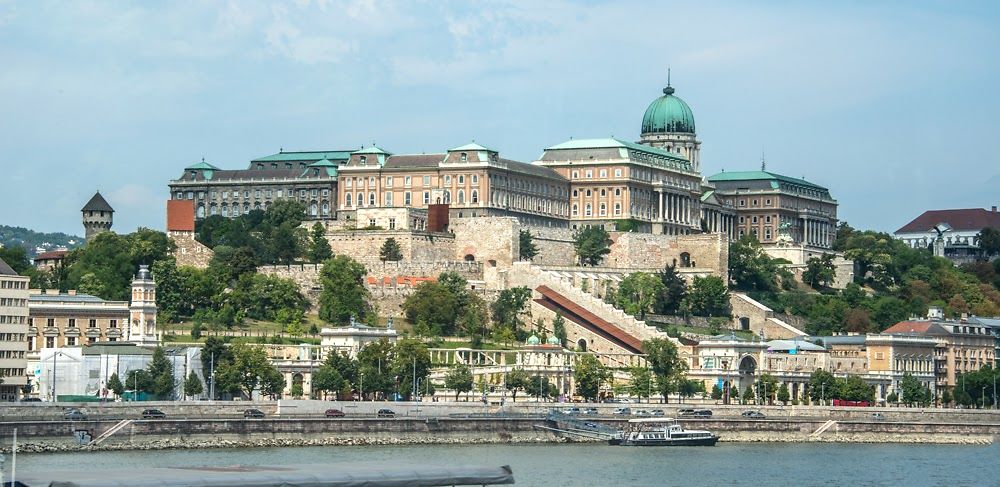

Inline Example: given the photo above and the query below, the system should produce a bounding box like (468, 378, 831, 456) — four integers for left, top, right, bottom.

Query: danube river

(14, 442, 1000, 486)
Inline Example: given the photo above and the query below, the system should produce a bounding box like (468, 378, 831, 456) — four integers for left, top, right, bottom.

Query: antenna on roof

(760, 148, 766, 171)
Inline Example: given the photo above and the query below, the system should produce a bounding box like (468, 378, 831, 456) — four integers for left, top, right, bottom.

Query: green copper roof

(251, 150, 352, 162)
(707, 170, 828, 191)
(304, 158, 338, 177)
(449, 142, 496, 153)
(185, 159, 220, 170)
(546, 138, 689, 162)
(353, 145, 390, 155)
(641, 84, 696, 134)
(526, 334, 541, 346)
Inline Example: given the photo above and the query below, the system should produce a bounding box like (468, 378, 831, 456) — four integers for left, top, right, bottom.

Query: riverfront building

(0, 258, 30, 401)
(884, 316, 995, 392)
(894, 206, 1000, 262)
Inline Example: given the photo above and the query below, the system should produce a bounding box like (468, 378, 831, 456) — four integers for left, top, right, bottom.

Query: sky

(1, 0, 998, 236)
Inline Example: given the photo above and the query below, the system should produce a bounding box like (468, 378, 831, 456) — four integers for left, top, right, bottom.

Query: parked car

(613, 407, 632, 416)
(583, 407, 599, 415)
(376, 408, 396, 418)
(871, 412, 885, 421)
(741, 410, 766, 419)
(324, 408, 346, 418)
(634, 409, 650, 416)
(21, 397, 42, 403)
(651, 409, 665, 417)
(243, 408, 265, 418)
(63, 408, 86, 420)
(677, 408, 695, 416)
(680, 409, 712, 417)
(562, 407, 581, 415)
(141, 408, 166, 419)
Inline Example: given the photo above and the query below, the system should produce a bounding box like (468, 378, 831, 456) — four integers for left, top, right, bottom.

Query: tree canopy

(574, 226, 612, 266)
(318, 255, 371, 324)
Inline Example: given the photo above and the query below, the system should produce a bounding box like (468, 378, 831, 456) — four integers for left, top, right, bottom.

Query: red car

(324, 408, 345, 418)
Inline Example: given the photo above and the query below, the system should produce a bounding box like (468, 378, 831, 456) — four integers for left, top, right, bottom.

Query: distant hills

(0, 225, 83, 256)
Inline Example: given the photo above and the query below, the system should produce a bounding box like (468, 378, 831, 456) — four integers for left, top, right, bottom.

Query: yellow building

(884, 319, 995, 391)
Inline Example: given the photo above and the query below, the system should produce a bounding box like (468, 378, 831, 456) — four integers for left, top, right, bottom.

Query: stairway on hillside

(512, 263, 677, 348)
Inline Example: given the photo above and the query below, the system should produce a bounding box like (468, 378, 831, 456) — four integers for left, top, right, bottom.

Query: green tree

(886, 392, 899, 404)
(146, 347, 176, 400)
(741, 385, 755, 405)
(227, 273, 307, 321)
(573, 355, 609, 401)
(67, 230, 175, 301)
(403, 282, 459, 336)
(643, 338, 687, 403)
(684, 275, 730, 316)
(356, 339, 395, 399)
(977, 227, 1000, 258)
(183, 371, 203, 398)
(574, 226, 612, 266)
(803, 253, 837, 289)
(629, 366, 653, 402)
(777, 383, 790, 405)
(655, 264, 687, 315)
(615, 272, 666, 319)
(491, 286, 532, 333)
(261, 366, 285, 399)
(754, 373, 778, 404)
(392, 338, 432, 400)
(379, 237, 403, 262)
(313, 351, 357, 400)
(519, 230, 539, 261)
(215, 342, 279, 398)
(552, 314, 567, 347)
(525, 375, 559, 400)
(0, 246, 32, 274)
(308, 222, 333, 263)
(506, 368, 530, 402)
(445, 363, 475, 400)
(107, 372, 124, 397)
(838, 375, 875, 402)
(729, 384, 740, 404)
(809, 369, 838, 404)
(729, 234, 785, 292)
(941, 388, 953, 407)
(318, 255, 372, 324)
(710, 384, 723, 401)
(899, 372, 925, 406)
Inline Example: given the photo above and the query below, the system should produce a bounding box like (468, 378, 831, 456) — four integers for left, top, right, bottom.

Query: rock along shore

(4, 431, 991, 454)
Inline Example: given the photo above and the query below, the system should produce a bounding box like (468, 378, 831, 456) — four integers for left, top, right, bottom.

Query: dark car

(141, 408, 166, 419)
(325, 408, 346, 418)
(680, 409, 712, 417)
(63, 408, 87, 420)
(243, 408, 265, 418)
(21, 397, 42, 402)
(741, 410, 766, 419)
(376, 408, 396, 418)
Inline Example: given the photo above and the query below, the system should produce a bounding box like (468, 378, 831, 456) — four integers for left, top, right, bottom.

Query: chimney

(992, 206, 997, 212)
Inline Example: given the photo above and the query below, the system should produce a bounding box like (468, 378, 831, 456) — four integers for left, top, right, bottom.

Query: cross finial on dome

(663, 68, 675, 95)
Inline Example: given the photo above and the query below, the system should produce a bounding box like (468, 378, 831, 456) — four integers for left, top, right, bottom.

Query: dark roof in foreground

(895, 208, 1000, 234)
(13, 463, 515, 487)
(81, 191, 114, 212)
(0, 257, 17, 276)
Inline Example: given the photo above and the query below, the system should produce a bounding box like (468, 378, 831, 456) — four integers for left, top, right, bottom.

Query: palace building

(167, 79, 835, 239)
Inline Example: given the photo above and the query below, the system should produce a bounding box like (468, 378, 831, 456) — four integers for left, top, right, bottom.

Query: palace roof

(707, 170, 828, 191)
(895, 208, 1000, 234)
(0, 258, 16, 276)
(81, 192, 114, 212)
(251, 150, 352, 163)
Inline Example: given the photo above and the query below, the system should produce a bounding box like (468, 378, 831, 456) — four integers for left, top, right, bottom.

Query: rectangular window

(346, 179, 352, 188)
(472, 175, 478, 184)
(404, 176, 411, 187)
(67, 337, 76, 346)
(423, 192, 430, 204)
(385, 192, 393, 207)
(47, 318, 54, 327)
(615, 169, 622, 177)
(445, 175, 452, 185)
(68, 319, 76, 328)
(46, 337, 54, 348)
(404, 192, 411, 205)
(110, 320, 117, 329)
(386, 176, 393, 187)
(752, 216, 758, 224)
(89, 319, 97, 328)
(599, 169, 607, 178)
(369, 219, 376, 227)
(423, 175, 431, 186)
(458, 175, 465, 184)
(389, 218, 396, 230)
(585, 170, 593, 178)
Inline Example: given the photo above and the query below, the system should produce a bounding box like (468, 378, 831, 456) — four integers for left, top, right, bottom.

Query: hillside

(0, 224, 83, 256)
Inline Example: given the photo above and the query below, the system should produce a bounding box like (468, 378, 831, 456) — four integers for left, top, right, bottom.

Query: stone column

(658, 191, 664, 221)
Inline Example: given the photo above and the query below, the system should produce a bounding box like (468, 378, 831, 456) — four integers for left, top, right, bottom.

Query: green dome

(641, 85, 695, 134)
(546, 335, 561, 346)
(527, 334, 541, 346)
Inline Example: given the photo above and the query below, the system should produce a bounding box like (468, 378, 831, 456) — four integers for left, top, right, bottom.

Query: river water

(12, 442, 1000, 486)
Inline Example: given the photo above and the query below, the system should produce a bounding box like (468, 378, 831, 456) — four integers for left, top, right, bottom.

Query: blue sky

(2, 0, 998, 236)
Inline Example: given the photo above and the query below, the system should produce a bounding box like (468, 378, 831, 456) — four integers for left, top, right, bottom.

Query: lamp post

(48, 351, 71, 402)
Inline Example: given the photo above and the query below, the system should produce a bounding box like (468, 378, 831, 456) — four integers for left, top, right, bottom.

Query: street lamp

(49, 350, 73, 402)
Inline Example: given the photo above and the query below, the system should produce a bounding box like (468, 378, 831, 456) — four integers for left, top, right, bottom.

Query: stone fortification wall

(523, 225, 576, 266)
(325, 230, 456, 267)
(449, 217, 519, 268)
(606, 232, 728, 277)
(730, 293, 807, 339)
(260, 261, 482, 295)
(169, 231, 213, 269)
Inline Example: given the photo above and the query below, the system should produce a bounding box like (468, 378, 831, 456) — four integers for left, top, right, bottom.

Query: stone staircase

(508, 262, 679, 349)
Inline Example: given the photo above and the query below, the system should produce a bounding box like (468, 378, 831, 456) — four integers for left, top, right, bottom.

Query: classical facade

(337, 144, 569, 227)
(0, 258, 30, 400)
(169, 151, 349, 221)
(884, 317, 995, 391)
(894, 206, 1000, 262)
(707, 170, 838, 249)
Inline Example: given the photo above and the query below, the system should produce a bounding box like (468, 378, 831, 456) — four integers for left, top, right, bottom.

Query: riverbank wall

(1, 415, 996, 453)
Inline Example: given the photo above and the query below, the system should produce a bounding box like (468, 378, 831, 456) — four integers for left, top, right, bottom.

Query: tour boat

(609, 418, 719, 446)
